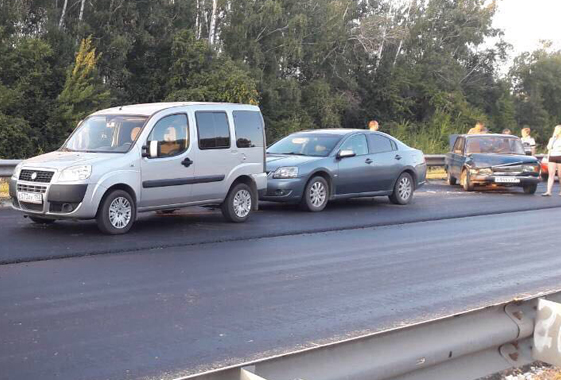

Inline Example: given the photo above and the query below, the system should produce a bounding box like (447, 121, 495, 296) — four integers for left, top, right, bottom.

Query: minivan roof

(92, 102, 261, 117)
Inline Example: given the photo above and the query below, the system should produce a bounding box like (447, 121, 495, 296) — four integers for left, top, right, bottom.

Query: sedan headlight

(12, 162, 23, 179)
(58, 165, 92, 182)
(273, 167, 299, 179)
(470, 167, 492, 176)
(522, 165, 539, 173)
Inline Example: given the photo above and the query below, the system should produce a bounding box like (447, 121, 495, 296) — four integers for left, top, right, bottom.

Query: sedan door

(335, 134, 375, 194)
(366, 134, 402, 191)
(450, 137, 466, 178)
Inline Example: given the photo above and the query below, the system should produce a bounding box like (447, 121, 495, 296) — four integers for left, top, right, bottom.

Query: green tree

(46, 37, 110, 149)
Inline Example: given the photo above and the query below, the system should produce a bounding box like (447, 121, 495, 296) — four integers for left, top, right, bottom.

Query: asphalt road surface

(1, 181, 561, 264)
(1, 180, 561, 380)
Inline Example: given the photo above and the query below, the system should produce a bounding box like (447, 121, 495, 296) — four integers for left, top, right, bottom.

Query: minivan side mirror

(337, 149, 356, 159)
(142, 140, 160, 158)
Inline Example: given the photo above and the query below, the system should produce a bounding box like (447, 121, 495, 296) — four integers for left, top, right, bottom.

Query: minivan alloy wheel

(233, 189, 252, 218)
(108, 196, 132, 229)
(398, 176, 412, 200)
(310, 181, 327, 208)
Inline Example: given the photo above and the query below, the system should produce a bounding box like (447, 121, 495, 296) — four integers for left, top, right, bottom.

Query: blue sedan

(261, 129, 427, 211)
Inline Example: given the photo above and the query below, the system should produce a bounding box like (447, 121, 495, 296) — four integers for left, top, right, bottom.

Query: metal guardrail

(0, 159, 21, 178)
(0, 155, 548, 178)
(177, 290, 561, 380)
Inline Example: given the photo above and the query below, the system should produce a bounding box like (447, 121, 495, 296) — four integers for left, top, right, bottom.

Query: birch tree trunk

(195, 0, 201, 39)
(58, 0, 68, 29)
(208, 0, 218, 45)
(79, 0, 86, 21)
(393, 0, 413, 67)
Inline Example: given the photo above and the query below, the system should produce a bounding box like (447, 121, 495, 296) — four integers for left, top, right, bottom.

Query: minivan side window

(147, 114, 189, 158)
(368, 134, 394, 154)
(196, 111, 231, 149)
(340, 134, 368, 155)
(233, 111, 265, 148)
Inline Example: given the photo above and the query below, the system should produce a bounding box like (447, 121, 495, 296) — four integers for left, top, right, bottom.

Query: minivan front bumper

(10, 177, 98, 219)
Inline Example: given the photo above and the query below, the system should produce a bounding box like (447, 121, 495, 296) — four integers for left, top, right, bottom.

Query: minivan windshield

(62, 115, 148, 153)
(267, 133, 342, 157)
(465, 136, 525, 155)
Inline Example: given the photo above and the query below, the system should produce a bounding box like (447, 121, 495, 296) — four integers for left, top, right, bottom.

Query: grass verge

(0, 179, 9, 200)
(427, 167, 447, 180)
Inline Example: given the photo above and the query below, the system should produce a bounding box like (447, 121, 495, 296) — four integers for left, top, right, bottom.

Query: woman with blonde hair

(543, 125, 561, 196)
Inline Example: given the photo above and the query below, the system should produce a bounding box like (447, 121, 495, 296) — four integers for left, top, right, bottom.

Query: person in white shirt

(543, 125, 561, 196)
(521, 128, 536, 155)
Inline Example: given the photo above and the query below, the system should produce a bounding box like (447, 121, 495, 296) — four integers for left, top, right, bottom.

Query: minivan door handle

(365, 158, 373, 164)
(395, 155, 402, 160)
(181, 157, 194, 168)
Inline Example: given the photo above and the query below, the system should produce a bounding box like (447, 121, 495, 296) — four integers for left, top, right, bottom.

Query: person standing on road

(543, 125, 561, 196)
(468, 121, 486, 134)
(502, 128, 512, 135)
(368, 120, 379, 131)
(521, 128, 536, 155)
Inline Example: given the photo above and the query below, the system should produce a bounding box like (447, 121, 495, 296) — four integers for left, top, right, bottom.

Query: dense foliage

(0, 0, 559, 158)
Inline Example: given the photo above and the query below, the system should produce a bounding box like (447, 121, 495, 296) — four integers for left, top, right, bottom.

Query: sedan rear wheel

(389, 172, 414, 205)
(446, 170, 457, 186)
(300, 176, 329, 212)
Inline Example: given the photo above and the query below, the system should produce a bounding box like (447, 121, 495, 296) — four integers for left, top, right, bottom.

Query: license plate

(495, 176, 520, 184)
(18, 192, 43, 204)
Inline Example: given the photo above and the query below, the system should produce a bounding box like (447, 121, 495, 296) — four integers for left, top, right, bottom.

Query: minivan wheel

(389, 172, 414, 205)
(28, 216, 56, 225)
(221, 183, 253, 223)
(300, 176, 329, 212)
(96, 190, 136, 235)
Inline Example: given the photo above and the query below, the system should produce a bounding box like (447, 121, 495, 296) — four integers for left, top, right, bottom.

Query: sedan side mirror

(337, 149, 356, 159)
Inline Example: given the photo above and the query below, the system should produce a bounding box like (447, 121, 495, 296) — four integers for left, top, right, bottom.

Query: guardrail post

(241, 367, 270, 380)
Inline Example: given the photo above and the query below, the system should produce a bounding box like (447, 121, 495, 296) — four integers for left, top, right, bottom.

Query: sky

(492, 0, 561, 57)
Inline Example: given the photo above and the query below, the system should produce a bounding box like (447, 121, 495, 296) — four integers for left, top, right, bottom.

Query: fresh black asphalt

(0, 181, 560, 264)
(1, 180, 561, 380)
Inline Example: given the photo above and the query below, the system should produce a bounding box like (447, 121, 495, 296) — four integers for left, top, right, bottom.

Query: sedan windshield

(62, 115, 148, 153)
(465, 137, 525, 155)
(267, 133, 341, 157)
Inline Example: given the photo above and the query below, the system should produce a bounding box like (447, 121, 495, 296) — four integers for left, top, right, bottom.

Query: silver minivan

(9, 102, 267, 234)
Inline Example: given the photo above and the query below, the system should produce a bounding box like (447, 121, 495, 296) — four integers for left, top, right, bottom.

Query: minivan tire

(29, 216, 56, 225)
(389, 172, 414, 205)
(221, 183, 253, 223)
(96, 189, 136, 235)
(300, 176, 329, 212)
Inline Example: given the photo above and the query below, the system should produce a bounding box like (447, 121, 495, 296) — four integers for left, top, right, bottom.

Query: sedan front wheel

(300, 176, 329, 212)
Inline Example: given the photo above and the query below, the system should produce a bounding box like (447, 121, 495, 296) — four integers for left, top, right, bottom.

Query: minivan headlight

(273, 167, 299, 179)
(12, 162, 23, 179)
(58, 165, 92, 182)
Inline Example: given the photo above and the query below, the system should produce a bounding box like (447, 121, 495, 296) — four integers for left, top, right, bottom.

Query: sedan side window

(453, 137, 464, 154)
(147, 114, 189, 158)
(340, 134, 368, 156)
(368, 134, 394, 154)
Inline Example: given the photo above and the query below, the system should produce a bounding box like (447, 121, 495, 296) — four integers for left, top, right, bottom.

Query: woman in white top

(543, 125, 561, 196)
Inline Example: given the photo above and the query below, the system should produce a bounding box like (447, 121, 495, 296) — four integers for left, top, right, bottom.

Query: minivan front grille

(19, 169, 54, 183)
(17, 184, 47, 194)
